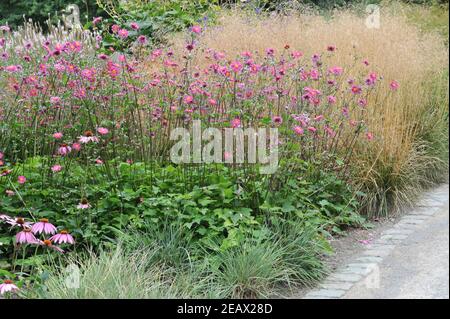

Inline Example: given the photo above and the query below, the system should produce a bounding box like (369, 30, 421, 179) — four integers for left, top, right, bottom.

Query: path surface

(303, 184, 449, 299)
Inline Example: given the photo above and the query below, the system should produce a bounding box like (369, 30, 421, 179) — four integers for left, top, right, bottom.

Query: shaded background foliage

(1, 0, 448, 30)
(0, 0, 105, 28)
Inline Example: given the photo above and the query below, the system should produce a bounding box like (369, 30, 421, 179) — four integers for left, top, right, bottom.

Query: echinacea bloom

(31, 218, 57, 235)
(358, 98, 367, 107)
(97, 127, 109, 135)
(183, 95, 194, 104)
(137, 35, 147, 45)
(58, 144, 71, 156)
(38, 239, 64, 253)
(72, 143, 81, 151)
(366, 132, 374, 140)
(0, 215, 31, 228)
(51, 165, 62, 173)
(77, 199, 91, 210)
(118, 29, 129, 39)
(50, 96, 61, 104)
(16, 228, 38, 244)
(5, 190, 14, 196)
(231, 118, 241, 128)
(50, 230, 75, 245)
(17, 176, 26, 184)
(230, 61, 243, 73)
(79, 131, 99, 144)
(351, 85, 362, 94)
(92, 17, 102, 25)
(191, 25, 202, 34)
(390, 80, 399, 91)
(130, 22, 140, 30)
(307, 127, 317, 133)
(53, 132, 63, 139)
(328, 66, 343, 76)
(272, 116, 283, 125)
(293, 126, 304, 135)
(0, 280, 18, 295)
(327, 95, 337, 104)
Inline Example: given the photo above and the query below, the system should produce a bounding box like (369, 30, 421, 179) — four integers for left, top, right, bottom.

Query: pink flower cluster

(0, 214, 75, 252)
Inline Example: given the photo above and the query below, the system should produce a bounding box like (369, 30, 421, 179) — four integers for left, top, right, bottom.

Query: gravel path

(302, 184, 449, 299)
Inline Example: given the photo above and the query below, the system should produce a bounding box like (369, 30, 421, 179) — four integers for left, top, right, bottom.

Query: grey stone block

(304, 289, 346, 298)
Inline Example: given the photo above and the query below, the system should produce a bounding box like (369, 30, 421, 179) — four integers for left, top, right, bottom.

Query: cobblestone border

(303, 184, 449, 299)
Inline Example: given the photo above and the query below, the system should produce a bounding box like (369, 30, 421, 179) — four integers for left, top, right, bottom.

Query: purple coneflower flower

(16, 228, 38, 244)
(31, 218, 57, 235)
(0, 280, 18, 295)
(58, 144, 71, 156)
(38, 239, 64, 253)
(77, 198, 91, 210)
(79, 130, 99, 144)
(50, 230, 75, 245)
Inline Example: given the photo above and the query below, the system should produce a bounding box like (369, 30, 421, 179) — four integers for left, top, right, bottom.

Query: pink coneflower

(31, 218, 57, 235)
(358, 98, 367, 107)
(137, 35, 147, 45)
(95, 158, 104, 165)
(390, 80, 399, 91)
(266, 48, 275, 56)
(58, 144, 71, 156)
(230, 61, 243, 73)
(16, 228, 38, 244)
(53, 132, 63, 140)
(130, 22, 140, 30)
(327, 95, 337, 104)
(118, 29, 129, 39)
(1, 169, 12, 176)
(92, 17, 102, 25)
(272, 116, 283, 125)
(208, 98, 217, 106)
(0, 215, 31, 228)
(231, 118, 241, 128)
(38, 239, 64, 253)
(327, 45, 336, 52)
(72, 143, 81, 151)
(351, 85, 362, 94)
(50, 230, 75, 245)
(291, 51, 303, 59)
(191, 25, 202, 34)
(51, 165, 62, 173)
(77, 199, 91, 210)
(97, 127, 109, 135)
(111, 24, 120, 33)
(5, 190, 14, 196)
(314, 115, 324, 122)
(0, 280, 18, 295)
(183, 95, 194, 104)
(307, 127, 317, 133)
(97, 53, 108, 60)
(366, 132, 374, 140)
(17, 176, 26, 184)
(50, 96, 61, 104)
(293, 126, 304, 135)
(79, 130, 99, 144)
(328, 66, 343, 76)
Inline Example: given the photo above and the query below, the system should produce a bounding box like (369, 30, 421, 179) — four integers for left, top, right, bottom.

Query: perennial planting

(0, 1, 447, 299)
